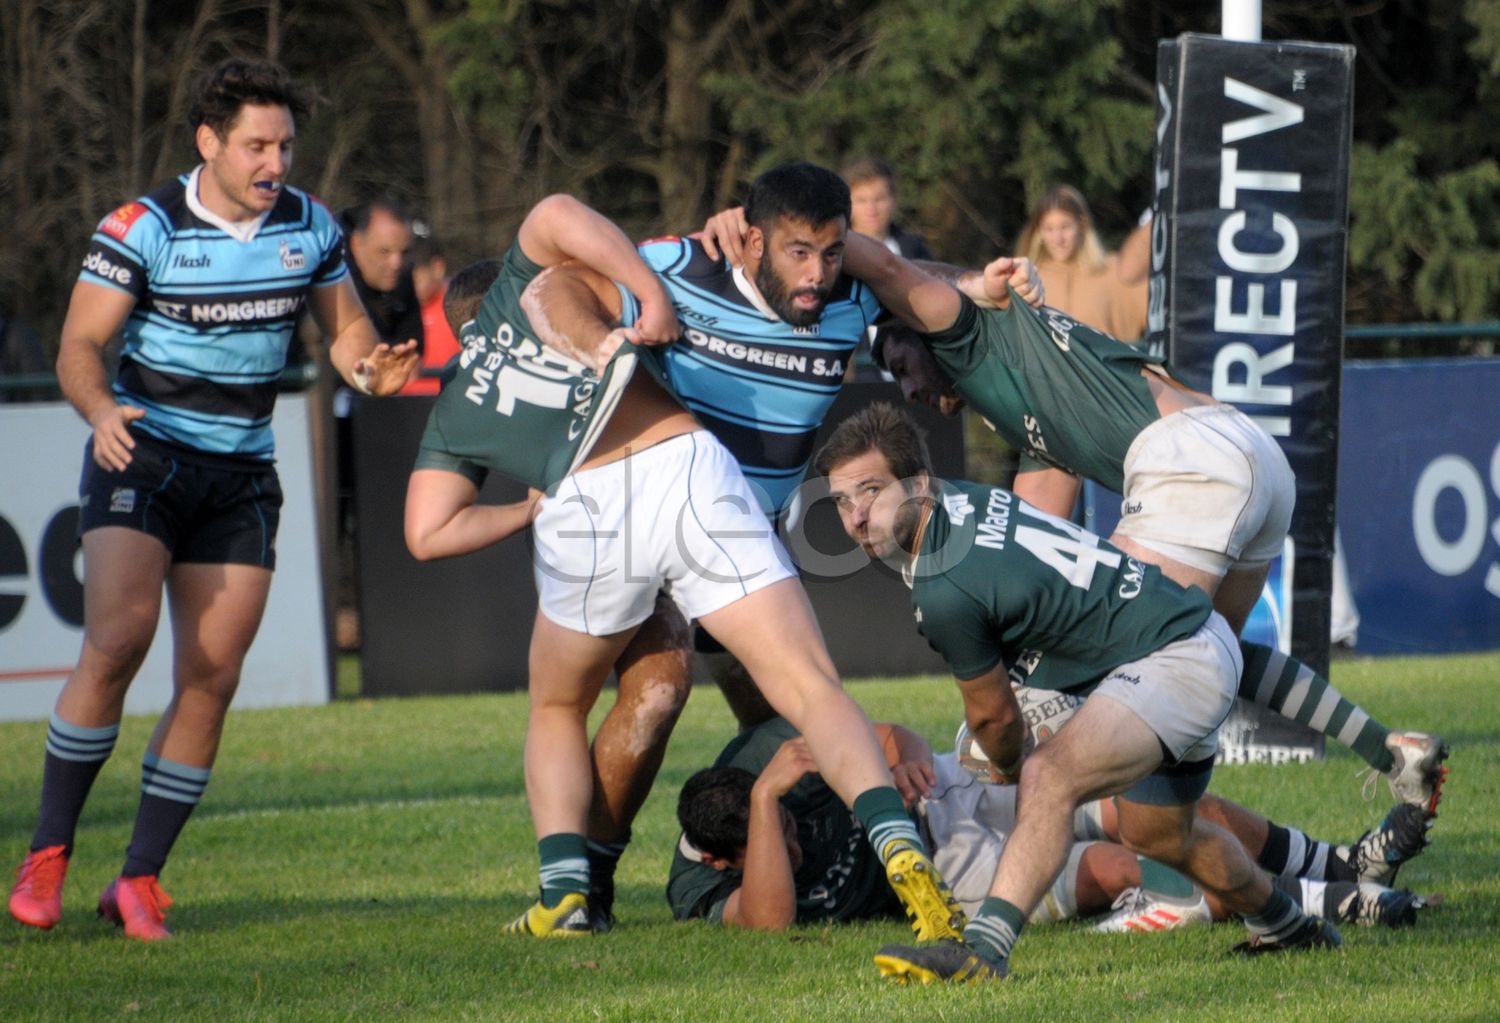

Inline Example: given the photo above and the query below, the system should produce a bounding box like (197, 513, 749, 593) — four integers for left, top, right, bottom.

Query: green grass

(2, 652, 1497, 1022)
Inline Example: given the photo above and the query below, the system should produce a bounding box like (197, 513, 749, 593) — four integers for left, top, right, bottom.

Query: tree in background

(2, 0, 1496, 352)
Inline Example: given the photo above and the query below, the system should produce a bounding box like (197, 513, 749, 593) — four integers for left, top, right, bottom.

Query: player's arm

(55, 280, 144, 470)
(1116, 215, 1152, 285)
(404, 467, 542, 561)
(721, 738, 819, 931)
(310, 276, 419, 395)
(520, 263, 637, 372)
(1012, 467, 1083, 520)
(955, 665, 1031, 784)
(910, 257, 1045, 312)
(840, 231, 964, 333)
(515, 194, 678, 345)
(873, 722, 936, 807)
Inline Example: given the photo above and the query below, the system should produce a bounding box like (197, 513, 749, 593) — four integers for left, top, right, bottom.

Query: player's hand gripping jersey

(415, 242, 648, 491)
(638, 237, 882, 517)
(80, 169, 348, 460)
(923, 295, 1169, 493)
(910, 481, 1213, 690)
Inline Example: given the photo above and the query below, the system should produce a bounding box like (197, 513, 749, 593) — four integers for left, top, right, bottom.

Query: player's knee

(179, 661, 244, 705)
(1016, 745, 1085, 807)
(80, 621, 156, 684)
(622, 674, 690, 731)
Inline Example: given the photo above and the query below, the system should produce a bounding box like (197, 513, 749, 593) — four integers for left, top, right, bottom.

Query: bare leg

(696, 578, 891, 807)
(525, 612, 636, 839)
(587, 597, 693, 843)
(698, 651, 777, 730)
(987, 693, 1166, 914)
(152, 563, 273, 767)
(54, 529, 171, 727)
(1112, 800, 1271, 916)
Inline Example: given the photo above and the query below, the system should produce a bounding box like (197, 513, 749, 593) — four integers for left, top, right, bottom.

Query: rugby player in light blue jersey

(402, 194, 967, 943)
(8, 58, 416, 942)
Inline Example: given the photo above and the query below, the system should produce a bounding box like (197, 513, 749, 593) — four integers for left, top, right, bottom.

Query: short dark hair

(840, 156, 896, 190)
(813, 401, 933, 483)
(189, 58, 310, 139)
(677, 766, 757, 860)
(340, 197, 412, 237)
(443, 258, 502, 335)
(744, 162, 851, 233)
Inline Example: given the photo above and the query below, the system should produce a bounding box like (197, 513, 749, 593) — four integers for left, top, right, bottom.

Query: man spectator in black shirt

(340, 199, 424, 349)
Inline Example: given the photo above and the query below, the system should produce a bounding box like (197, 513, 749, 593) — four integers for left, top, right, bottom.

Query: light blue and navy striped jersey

(638, 237, 882, 516)
(79, 167, 347, 461)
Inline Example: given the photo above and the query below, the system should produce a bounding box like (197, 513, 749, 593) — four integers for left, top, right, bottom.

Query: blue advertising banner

(1337, 359, 1500, 654)
(1086, 358, 1500, 658)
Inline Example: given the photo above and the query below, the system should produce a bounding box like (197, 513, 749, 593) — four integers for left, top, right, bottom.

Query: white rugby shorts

(531, 431, 795, 636)
(1115, 404, 1295, 576)
(1090, 613, 1242, 765)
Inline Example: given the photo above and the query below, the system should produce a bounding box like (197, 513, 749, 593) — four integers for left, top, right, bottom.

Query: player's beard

(890, 489, 925, 555)
(756, 258, 829, 327)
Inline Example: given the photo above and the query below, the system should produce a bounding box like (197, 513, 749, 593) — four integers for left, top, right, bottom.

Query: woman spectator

(1015, 186, 1149, 341)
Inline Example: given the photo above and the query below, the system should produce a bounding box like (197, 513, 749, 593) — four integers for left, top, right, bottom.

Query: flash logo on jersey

(109, 487, 136, 514)
(280, 239, 306, 271)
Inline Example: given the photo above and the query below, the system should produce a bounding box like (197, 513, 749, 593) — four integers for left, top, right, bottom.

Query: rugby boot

(98, 875, 173, 941)
(503, 892, 592, 937)
(882, 841, 967, 942)
(9, 845, 69, 929)
(874, 939, 1005, 984)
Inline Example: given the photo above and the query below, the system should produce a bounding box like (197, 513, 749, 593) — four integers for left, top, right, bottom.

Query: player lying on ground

(702, 210, 1449, 821)
(817, 402, 1340, 983)
(669, 716, 1434, 933)
(400, 195, 965, 943)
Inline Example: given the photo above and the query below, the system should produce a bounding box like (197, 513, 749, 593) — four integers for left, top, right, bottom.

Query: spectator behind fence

(841, 156, 933, 260)
(401, 230, 460, 396)
(1015, 185, 1149, 342)
(340, 198, 424, 349)
(842, 157, 933, 381)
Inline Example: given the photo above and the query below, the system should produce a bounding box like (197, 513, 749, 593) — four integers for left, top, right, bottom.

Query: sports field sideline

(2, 650, 1495, 1022)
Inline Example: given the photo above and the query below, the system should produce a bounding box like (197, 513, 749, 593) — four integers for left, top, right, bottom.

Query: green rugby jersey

(910, 481, 1212, 690)
(924, 295, 1166, 493)
(414, 241, 644, 491)
(666, 717, 900, 925)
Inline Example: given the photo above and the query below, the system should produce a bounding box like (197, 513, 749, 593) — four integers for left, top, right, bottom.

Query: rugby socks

(121, 753, 211, 878)
(586, 836, 628, 914)
(1241, 886, 1305, 942)
(1239, 641, 1393, 772)
(964, 897, 1025, 969)
(1138, 856, 1197, 898)
(537, 833, 590, 909)
(1275, 876, 1363, 923)
(1256, 821, 1353, 882)
(853, 787, 926, 862)
(32, 715, 119, 855)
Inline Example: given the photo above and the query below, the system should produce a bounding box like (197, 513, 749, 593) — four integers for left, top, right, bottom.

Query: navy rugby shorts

(77, 432, 282, 569)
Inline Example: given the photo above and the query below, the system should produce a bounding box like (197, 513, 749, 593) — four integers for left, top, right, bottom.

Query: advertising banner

(0, 397, 329, 721)
(1149, 34, 1356, 761)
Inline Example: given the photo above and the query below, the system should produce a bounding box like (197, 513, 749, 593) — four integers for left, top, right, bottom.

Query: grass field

(2, 651, 1496, 1022)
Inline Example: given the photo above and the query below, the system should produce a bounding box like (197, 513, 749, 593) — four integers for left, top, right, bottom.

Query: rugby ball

(954, 686, 1083, 780)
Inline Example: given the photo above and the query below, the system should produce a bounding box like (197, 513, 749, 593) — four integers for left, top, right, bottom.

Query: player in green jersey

(401, 196, 966, 944)
(815, 403, 1340, 982)
(668, 716, 1430, 934)
(833, 235, 1448, 820)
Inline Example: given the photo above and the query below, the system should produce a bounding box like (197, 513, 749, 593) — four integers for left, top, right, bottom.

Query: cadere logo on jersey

(100, 202, 149, 242)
